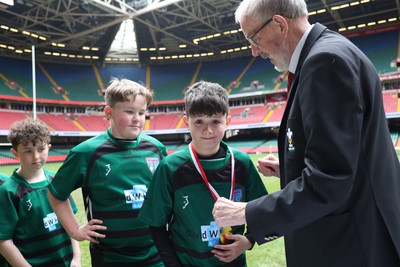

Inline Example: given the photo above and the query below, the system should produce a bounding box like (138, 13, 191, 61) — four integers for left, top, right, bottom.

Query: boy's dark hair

(7, 119, 51, 150)
(184, 81, 229, 117)
(104, 78, 153, 108)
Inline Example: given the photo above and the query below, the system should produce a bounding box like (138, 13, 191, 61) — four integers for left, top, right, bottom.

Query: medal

(189, 142, 236, 246)
(220, 226, 233, 244)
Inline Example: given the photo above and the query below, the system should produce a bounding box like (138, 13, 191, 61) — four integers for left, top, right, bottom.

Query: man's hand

(213, 197, 247, 228)
(257, 154, 280, 177)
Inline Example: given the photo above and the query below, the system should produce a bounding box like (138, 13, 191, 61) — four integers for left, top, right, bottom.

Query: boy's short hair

(7, 119, 50, 150)
(104, 78, 153, 108)
(185, 81, 229, 117)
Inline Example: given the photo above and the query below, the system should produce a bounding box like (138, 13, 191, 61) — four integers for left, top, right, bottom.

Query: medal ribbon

(189, 142, 235, 201)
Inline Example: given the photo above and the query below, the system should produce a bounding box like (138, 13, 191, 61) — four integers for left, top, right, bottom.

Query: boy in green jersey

(140, 81, 268, 267)
(0, 119, 80, 267)
(48, 78, 167, 267)
(0, 173, 8, 267)
(0, 173, 8, 183)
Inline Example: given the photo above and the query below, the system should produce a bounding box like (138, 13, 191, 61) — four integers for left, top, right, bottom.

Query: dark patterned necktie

(287, 72, 294, 92)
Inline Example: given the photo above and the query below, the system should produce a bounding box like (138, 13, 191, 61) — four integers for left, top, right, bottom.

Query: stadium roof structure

(0, 0, 399, 65)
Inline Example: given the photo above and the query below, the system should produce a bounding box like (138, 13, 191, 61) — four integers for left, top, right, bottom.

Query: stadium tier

(0, 29, 398, 103)
(0, 28, 399, 160)
(349, 30, 398, 74)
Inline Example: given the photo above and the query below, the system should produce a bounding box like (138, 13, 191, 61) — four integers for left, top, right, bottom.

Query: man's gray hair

(235, 0, 308, 25)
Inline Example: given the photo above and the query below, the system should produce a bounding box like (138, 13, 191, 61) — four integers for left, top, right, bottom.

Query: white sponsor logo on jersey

(43, 212, 59, 231)
(124, 185, 147, 209)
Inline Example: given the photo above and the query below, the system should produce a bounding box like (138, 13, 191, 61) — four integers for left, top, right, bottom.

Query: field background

(1, 153, 285, 266)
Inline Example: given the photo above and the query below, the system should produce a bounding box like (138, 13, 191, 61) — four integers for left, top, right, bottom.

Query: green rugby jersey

(140, 142, 268, 267)
(0, 173, 8, 267)
(48, 129, 167, 266)
(0, 168, 77, 267)
(0, 173, 8, 183)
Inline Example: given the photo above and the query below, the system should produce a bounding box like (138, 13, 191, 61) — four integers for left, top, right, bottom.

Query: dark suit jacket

(246, 23, 400, 266)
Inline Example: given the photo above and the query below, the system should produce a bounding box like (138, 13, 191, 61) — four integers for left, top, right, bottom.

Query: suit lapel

(278, 23, 327, 179)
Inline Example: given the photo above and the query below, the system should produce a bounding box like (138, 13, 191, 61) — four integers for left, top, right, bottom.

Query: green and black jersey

(48, 129, 167, 267)
(140, 142, 268, 267)
(0, 173, 8, 184)
(0, 173, 8, 267)
(0, 168, 77, 267)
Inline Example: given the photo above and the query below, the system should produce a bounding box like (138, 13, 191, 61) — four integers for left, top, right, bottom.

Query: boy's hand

(70, 257, 81, 267)
(72, 219, 107, 243)
(211, 234, 252, 262)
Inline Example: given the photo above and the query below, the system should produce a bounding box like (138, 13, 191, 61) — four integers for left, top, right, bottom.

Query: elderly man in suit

(212, 0, 400, 266)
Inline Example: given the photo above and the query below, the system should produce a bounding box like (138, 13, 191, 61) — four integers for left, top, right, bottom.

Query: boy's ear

(182, 115, 188, 126)
(47, 144, 52, 150)
(10, 148, 18, 158)
(226, 115, 232, 125)
(104, 106, 111, 120)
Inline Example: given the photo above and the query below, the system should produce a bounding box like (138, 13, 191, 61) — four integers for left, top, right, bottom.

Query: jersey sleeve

(68, 195, 78, 214)
(139, 159, 174, 227)
(0, 186, 18, 240)
(48, 149, 89, 201)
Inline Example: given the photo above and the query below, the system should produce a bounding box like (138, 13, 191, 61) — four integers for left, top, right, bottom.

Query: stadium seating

(75, 115, 109, 131)
(38, 113, 81, 131)
(0, 29, 399, 162)
(351, 30, 398, 74)
(230, 105, 270, 125)
(0, 110, 28, 129)
(382, 90, 398, 113)
(148, 63, 197, 101)
(40, 62, 104, 102)
(148, 112, 182, 130)
(264, 103, 286, 123)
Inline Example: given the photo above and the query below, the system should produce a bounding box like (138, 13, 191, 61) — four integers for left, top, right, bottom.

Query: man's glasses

(246, 17, 273, 48)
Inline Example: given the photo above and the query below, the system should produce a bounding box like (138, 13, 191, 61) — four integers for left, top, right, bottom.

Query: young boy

(48, 78, 167, 266)
(139, 81, 268, 267)
(0, 173, 8, 267)
(0, 119, 80, 267)
(0, 173, 8, 184)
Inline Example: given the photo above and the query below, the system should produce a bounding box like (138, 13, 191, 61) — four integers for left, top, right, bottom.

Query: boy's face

(184, 113, 231, 157)
(105, 94, 147, 140)
(11, 141, 50, 171)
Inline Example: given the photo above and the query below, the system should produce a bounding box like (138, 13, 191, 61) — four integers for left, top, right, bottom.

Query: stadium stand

(40, 62, 104, 102)
(382, 90, 398, 113)
(350, 30, 398, 74)
(75, 114, 109, 131)
(97, 64, 147, 91)
(230, 104, 270, 125)
(235, 57, 282, 93)
(0, 57, 64, 100)
(0, 110, 28, 129)
(197, 57, 253, 91)
(264, 103, 287, 123)
(0, 29, 400, 161)
(148, 112, 182, 130)
(147, 63, 198, 101)
(38, 113, 82, 131)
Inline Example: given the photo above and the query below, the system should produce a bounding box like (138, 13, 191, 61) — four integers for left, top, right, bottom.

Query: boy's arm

(48, 191, 107, 243)
(149, 226, 182, 267)
(70, 238, 81, 267)
(0, 239, 31, 267)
